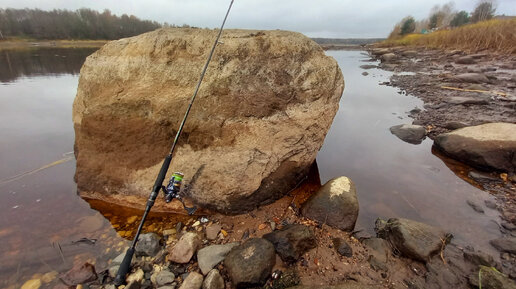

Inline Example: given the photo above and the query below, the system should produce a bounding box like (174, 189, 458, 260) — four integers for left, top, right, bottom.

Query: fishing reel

(161, 172, 197, 215)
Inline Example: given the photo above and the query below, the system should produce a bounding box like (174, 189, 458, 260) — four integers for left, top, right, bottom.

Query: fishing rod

(114, 0, 234, 285)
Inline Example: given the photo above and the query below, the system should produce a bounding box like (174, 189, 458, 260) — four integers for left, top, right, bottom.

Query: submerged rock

(434, 123, 516, 172)
(455, 56, 476, 64)
(375, 218, 450, 262)
(389, 124, 427, 144)
(302, 176, 359, 231)
(59, 262, 97, 286)
(469, 266, 516, 289)
(73, 28, 344, 213)
(224, 238, 276, 288)
(263, 224, 316, 263)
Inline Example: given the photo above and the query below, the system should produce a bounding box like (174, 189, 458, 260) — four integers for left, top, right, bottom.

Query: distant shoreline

(0, 39, 108, 51)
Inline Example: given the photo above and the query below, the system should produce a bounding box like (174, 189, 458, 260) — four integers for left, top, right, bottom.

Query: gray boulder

(135, 233, 161, 257)
(455, 73, 490, 83)
(224, 238, 276, 288)
(389, 124, 427, 144)
(155, 270, 176, 287)
(302, 177, 359, 231)
(490, 237, 516, 254)
(434, 123, 516, 172)
(380, 53, 397, 63)
(197, 243, 239, 275)
(202, 270, 224, 289)
(455, 56, 476, 64)
(445, 95, 490, 105)
(179, 272, 203, 289)
(167, 232, 202, 263)
(375, 218, 450, 262)
(263, 224, 316, 263)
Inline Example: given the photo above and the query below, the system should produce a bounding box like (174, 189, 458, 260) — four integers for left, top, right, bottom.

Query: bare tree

(471, 0, 497, 23)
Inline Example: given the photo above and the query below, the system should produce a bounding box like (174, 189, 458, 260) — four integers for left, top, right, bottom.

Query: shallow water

(0, 48, 503, 286)
(317, 50, 501, 254)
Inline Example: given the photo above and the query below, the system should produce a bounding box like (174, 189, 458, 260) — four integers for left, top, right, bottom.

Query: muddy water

(317, 50, 501, 255)
(0, 48, 503, 287)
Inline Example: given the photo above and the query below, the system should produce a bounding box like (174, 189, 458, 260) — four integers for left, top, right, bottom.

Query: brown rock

(167, 232, 202, 263)
(205, 224, 222, 240)
(59, 262, 97, 286)
(73, 28, 344, 214)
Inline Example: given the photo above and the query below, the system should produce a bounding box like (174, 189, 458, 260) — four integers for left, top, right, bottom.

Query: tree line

(0, 8, 176, 40)
(390, 0, 499, 38)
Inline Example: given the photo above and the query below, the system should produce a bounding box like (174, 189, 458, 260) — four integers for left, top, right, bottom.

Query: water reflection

(0, 48, 96, 83)
(317, 50, 501, 256)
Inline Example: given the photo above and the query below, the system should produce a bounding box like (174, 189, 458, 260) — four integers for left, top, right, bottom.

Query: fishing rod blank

(114, 0, 234, 285)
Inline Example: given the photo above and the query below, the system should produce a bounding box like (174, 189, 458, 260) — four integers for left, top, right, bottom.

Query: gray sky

(2, 0, 515, 38)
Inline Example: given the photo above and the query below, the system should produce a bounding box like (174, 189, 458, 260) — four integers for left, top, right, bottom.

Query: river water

(0, 48, 501, 287)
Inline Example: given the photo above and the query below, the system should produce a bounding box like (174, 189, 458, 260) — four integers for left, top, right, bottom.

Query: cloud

(2, 0, 515, 38)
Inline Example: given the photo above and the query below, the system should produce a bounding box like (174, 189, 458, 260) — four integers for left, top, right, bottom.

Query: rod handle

(114, 247, 135, 285)
(152, 155, 172, 194)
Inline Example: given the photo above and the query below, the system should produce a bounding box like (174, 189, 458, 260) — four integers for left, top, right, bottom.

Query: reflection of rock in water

(0, 48, 96, 82)
(73, 28, 343, 214)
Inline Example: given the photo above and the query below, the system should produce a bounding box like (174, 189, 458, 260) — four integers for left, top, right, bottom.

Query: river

(0, 48, 502, 287)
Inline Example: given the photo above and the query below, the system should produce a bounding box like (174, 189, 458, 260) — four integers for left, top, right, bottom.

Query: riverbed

(0, 48, 503, 287)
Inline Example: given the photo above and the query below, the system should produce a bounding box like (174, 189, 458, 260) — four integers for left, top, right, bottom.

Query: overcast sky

(2, 0, 515, 38)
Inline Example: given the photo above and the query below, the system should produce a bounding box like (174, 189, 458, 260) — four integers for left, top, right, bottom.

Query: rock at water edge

(302, 177, 359, 231)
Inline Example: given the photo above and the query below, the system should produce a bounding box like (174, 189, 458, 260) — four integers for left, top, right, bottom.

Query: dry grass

(383, 19, 516, 54)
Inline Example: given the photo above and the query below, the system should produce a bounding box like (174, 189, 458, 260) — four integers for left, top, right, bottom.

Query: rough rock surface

(179, 272, 203, 289)
(59, 262, 97, 286)
(362, 238, 391, 271)
(490, 237, 516, 254)
(434, 123, 516, 172)
(302, 177, 359, 231)
(376, 218, 450, 262)
(389, 124, 427, 144)
(135, 233, 161, 256)
(167, 232, 201, 263)
(263, 224, 316, 263)
(224, 238, 276, 288)
(197, 242, 239, 275)
(202, 269, 224, 289)
(73, 28, 344, 213)
(287, 283, 374, 289)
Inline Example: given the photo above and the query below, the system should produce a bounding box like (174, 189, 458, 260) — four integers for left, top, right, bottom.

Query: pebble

(41, 271, 58, 283)
(205, 224, 222, 240)
(163, 229, 177, 236)
(127, 216, 138, 224)
(192, 221, 201, 227)
(21, 279, 41, 289)
(126, 268, 144, 283)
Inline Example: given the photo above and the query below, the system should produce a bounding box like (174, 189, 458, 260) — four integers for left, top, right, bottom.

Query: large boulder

(73, 28, 344, 213)
(434, 123, 516, 172)
(301, 176, 359, 231)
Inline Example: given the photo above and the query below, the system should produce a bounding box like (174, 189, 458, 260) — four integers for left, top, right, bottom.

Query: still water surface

(0, 48, 501, 287)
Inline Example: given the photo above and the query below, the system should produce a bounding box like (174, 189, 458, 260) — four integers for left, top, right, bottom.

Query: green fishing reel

(162, 172, 197, 215)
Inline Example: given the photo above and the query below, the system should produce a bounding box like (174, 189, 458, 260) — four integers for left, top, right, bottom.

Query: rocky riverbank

(20, 175, 516, 289)
(364, 46, 516, 242)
